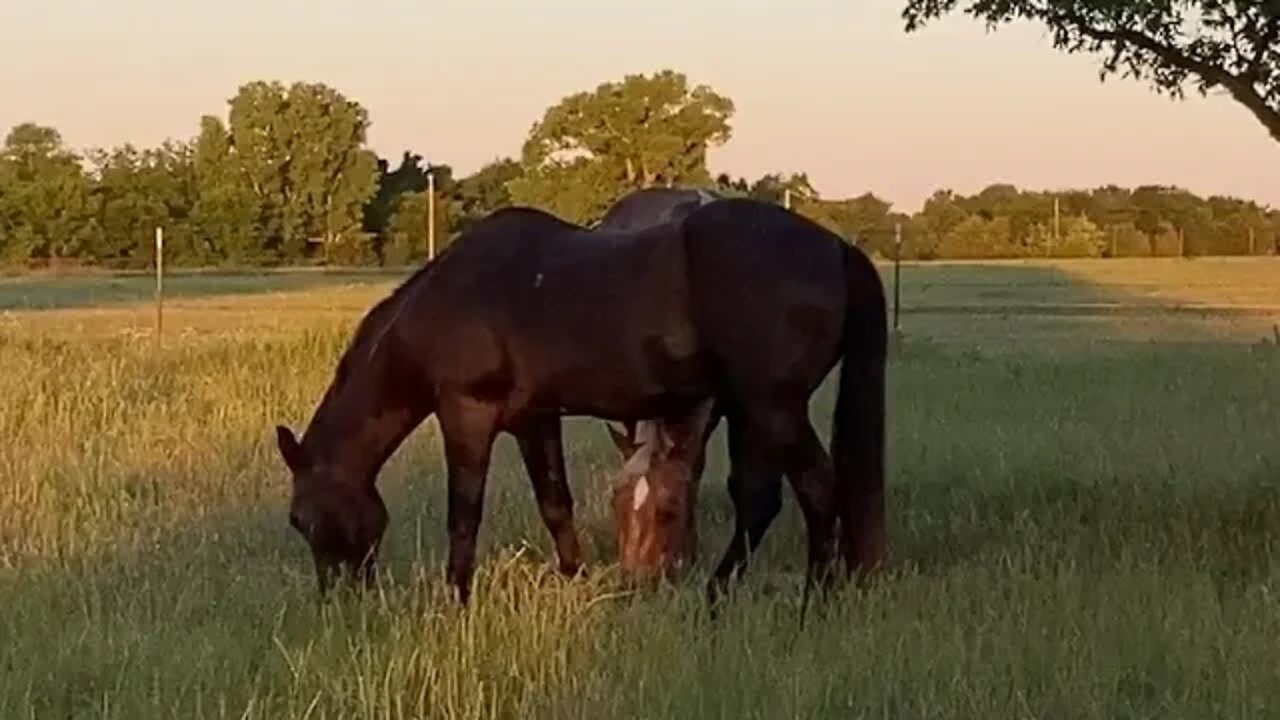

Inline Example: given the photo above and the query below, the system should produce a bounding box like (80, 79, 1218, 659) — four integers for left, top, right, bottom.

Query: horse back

(681, 198, 852, 392)
(396, 209, 710, 420)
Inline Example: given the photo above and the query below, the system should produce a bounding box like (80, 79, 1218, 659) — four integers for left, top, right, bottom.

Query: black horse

(274, 196, 887, 604)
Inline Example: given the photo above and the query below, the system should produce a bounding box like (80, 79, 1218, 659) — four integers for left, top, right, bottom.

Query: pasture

(2, 257, 1279, 718)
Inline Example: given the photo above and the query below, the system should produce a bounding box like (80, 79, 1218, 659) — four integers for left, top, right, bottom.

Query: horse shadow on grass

(880, 260, 1280, 589)
(890, 259, 1280, 349)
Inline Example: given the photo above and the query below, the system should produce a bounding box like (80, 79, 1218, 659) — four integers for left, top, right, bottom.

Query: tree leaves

(508, 70, 735, 224)
(224, 81, 380, 259)
(0, 124, 99, 263)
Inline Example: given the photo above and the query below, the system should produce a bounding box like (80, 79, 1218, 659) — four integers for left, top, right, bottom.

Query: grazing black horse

(275, 197, 887, 604)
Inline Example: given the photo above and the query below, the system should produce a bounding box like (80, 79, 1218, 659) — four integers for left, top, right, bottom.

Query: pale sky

(3, 0, 1276, 212)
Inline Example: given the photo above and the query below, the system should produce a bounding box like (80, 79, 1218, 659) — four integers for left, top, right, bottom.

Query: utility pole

(893, 222, 903, 335)
(154, 226, 164, 349)
(1053, 195, 1061, 244)
(426, 170, 436, 261)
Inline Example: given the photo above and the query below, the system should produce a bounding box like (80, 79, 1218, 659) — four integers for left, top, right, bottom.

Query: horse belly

(521, 324, 712, 421)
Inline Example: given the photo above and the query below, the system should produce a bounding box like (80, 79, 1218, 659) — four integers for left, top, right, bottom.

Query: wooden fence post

(154, 226, 164, 349)
(427, 171, 436, 261)
(893, 222, 903, 335)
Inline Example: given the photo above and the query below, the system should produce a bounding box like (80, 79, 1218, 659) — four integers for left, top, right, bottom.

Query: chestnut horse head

(606, 400, 717, 581)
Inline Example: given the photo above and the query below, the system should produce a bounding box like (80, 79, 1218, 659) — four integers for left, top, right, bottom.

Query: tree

(378, 164, 458, 266)
(508, 69, 735, 224)
(89, 141, 197, 266)
(1054, 214, 1109, 257)
(452, 158, 522, 234)
(1130, 184, 1214, 254)
(224, 80, 380, 260)
(937, 215, 1018, 257)
(902, 1, 1280, 142)
(192, 115, 264, 264)
(832, 192, 899, 254)
(364, 151, 432, 236)
(908, 189, 971, 259)
(713, 172, 750, 196)
(0, 123, 98, 264)
(748, 172, 818, 205)
(1205, 195, 1276, 255)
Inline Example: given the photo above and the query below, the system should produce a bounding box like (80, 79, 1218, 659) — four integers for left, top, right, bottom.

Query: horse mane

(320, 254, 441, 405)
(320, 206, 570, 403)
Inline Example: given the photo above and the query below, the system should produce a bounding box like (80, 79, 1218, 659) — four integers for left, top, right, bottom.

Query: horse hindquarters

(679, 200, 849, 595)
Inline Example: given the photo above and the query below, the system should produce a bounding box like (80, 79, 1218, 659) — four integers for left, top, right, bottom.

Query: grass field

(2, 257, 1279, 718)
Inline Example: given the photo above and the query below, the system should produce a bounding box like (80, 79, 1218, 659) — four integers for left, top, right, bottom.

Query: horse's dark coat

(275, 194, 887, 604)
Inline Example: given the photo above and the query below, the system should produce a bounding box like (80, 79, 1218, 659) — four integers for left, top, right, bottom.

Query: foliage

(898, 182, 1277, 260)
(0, 124, 99, 264)
(363, 151, 432, 238)
(901, 0, 1280, 142)
(225, 81, 380, 260)
(452, 158, 522, 234)
(508, 69, 735, 224)
(2, 69, 1277, 268)
(89, 141, 198, 267)
(192, 116, 264, 265)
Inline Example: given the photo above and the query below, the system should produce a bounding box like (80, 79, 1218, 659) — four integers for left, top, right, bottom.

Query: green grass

(2, 260, 1279, 718)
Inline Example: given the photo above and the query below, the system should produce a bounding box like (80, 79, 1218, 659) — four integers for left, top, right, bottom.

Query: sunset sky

(3, 0, 1276, 212)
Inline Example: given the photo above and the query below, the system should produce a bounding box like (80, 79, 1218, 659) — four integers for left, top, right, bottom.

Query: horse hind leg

(708, 407, 786, 604)
(783, 421, 840, 606)
(515, 417, 584, 577)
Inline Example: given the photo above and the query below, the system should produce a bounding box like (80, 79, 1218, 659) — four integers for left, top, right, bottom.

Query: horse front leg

(438, 394, 499, 606)
(514, 416, 584, 577)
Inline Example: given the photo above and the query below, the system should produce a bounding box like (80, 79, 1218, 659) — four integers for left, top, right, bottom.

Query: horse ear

(275, 425, 305, 474)
(605, 422, 636, 457)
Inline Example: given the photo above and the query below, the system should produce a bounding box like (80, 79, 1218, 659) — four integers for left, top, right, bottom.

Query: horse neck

(301, 357, 429, 488)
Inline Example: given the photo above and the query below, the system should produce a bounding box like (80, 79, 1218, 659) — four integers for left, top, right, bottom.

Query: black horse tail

(830, 241, 889, 579)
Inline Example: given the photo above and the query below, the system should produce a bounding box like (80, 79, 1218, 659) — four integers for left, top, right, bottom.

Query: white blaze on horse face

(632, 476, 650, 511)
(619, 420, 661, 513)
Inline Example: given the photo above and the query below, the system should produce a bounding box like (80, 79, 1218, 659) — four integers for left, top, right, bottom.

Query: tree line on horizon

(1, 71, 1276, 269)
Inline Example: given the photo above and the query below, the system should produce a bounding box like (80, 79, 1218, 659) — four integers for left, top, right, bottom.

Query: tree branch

(1062, 14, 1280, 142)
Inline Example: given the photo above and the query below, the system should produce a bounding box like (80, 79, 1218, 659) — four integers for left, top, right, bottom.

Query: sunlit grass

(2, 261, 1279, 718)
